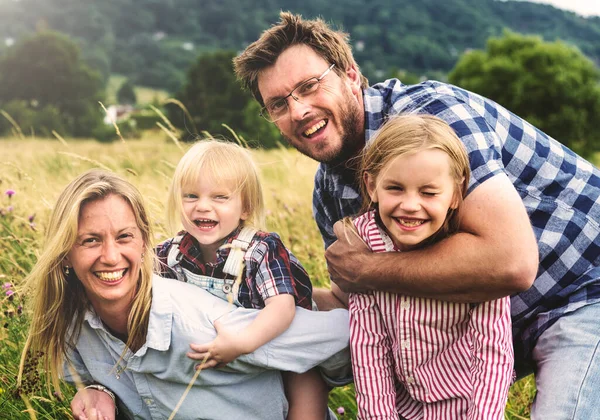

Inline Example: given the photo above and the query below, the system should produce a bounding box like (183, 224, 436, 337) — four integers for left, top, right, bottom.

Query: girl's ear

(240, 209, 250, 221)
(450, 195, 460, 210)
(450, 178, 465, 209)
(364, 172, 378, 203)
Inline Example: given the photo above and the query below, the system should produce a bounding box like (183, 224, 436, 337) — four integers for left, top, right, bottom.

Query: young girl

(156, 139, 329, 420)
(348, 115, 514, 419)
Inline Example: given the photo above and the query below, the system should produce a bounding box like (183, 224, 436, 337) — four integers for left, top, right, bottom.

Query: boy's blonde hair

(167, 139, 266, 234)
(234, 11, 368, 106)
(360, 114, 471, 245)
(18, 170, 154, 396)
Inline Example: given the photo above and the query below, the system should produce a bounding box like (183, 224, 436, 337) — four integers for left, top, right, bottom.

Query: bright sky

(524, 0, 600, 17)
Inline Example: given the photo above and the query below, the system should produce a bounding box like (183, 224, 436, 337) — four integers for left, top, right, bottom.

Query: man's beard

(282, 91, 364, 167)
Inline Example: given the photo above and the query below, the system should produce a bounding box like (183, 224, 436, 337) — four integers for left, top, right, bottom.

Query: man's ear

(345, 63, 362, 97)
(364, 172, 378, 203)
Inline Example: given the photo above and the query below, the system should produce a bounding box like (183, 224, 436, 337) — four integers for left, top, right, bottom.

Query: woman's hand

(71, 387, 116, 420)
(187, 321, 250, 369)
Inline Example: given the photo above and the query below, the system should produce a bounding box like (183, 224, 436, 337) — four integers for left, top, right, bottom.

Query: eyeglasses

(260, 64, 335, 123)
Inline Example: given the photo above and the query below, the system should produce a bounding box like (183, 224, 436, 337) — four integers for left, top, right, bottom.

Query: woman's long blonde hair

(167, 139, 266, 234)
(18, 169, 155, 396)
(359, 114, 471, 246)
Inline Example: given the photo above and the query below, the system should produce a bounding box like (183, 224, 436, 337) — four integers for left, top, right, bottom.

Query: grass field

(0, 134, 535, 419)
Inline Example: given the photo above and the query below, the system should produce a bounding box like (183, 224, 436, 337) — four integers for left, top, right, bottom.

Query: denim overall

(166, 227, 257, 306)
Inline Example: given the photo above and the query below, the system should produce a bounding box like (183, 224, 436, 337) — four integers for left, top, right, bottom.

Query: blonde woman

(19, 169, 350, 419)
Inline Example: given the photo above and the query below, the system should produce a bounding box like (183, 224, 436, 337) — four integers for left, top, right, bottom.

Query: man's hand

(325, 175, 537, 302)
(187, 321, 249, 369)
(325, 220, 372, 294)
(71, 387, 116, 420)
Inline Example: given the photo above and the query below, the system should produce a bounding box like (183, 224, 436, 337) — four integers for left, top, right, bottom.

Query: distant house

(103, 104, 134, 125)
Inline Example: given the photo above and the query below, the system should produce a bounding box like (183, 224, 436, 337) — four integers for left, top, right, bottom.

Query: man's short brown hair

(234, 11, 368, 106)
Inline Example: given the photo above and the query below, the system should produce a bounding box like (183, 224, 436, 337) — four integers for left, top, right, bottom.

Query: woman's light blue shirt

(64, 275, 350, 419)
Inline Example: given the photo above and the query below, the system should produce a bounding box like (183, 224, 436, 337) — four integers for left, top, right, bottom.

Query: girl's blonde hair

(167, 139, 266, 234)
(18, 169, 155, 396)
(359, 114, 471, 246)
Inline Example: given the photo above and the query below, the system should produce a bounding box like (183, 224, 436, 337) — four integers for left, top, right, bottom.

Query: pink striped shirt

(349, 211, 514, 420)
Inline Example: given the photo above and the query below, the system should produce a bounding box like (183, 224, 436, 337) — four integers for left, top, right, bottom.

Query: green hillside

(0, 0, 599, 91)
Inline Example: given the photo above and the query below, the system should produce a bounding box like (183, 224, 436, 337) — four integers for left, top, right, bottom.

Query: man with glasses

(235, 11, 600, 419)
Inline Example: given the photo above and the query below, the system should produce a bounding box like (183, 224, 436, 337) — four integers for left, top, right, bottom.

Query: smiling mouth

(303, 119, 327, 138)
(395, 218, 426, 227)
(194, 218, 218, 230)
(95, 269, 127, 282)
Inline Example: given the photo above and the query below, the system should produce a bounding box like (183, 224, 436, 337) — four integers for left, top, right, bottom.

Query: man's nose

(287, 96, 311, 121)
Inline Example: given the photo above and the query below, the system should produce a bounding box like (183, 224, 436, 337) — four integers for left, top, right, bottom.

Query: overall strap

(222, 226, 258, 277)
(166, 235, 187, 282)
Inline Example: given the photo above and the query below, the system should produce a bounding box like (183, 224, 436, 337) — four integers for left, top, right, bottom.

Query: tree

(0, 31, 105, 137)
(449, 31, 600, 157)
(170, 50, 281, 148)
(117, 79, 137, 105)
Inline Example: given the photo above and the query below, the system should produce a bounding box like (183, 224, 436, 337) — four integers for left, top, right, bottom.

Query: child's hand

(187, 321, 251, 368)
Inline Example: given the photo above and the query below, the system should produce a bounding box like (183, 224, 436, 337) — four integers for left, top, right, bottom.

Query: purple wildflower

(28, 214, 35, 223)
(2, 282, 11, 290)
(336, 407, 345, 416)
(6, 289, 14, 297)
(6, 205, 13, 212)
(5, 189, 15, 198)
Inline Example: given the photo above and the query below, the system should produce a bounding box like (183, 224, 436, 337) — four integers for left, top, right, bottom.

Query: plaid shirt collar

(315, 85, 388, 200)
(178, 226, 243, 267)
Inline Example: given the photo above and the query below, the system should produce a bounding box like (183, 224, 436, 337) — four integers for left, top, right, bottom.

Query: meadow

(0, 133, 535, 419)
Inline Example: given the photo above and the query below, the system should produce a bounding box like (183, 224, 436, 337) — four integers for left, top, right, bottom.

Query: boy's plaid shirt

(313, 79, 600, 362)
(157, 228, 313, 310)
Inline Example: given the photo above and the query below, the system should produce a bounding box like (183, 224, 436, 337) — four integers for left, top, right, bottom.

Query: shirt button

(401, 340, 410, 349)
(406, 376, 415, 384)
(145, 399, 153, 405)
(401, 300, 410, 310)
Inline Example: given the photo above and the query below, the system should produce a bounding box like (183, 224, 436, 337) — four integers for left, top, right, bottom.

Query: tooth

(304, 120, 325, 136)
(398, 219, 424, 227)
(96, 269, 125, 281)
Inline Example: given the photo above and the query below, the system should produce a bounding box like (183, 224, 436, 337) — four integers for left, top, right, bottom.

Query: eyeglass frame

(259, 63, 336, 123)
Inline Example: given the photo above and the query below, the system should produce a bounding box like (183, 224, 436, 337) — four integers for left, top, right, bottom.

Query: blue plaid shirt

(313, 78, 600, 362)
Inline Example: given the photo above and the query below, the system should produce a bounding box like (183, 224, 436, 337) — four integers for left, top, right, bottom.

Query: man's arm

(326, 174, 538, 302)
